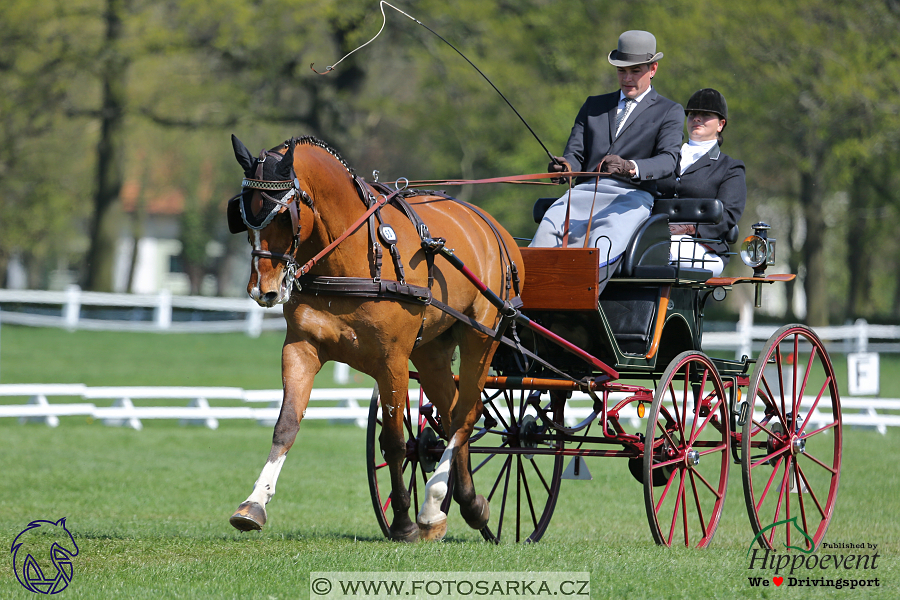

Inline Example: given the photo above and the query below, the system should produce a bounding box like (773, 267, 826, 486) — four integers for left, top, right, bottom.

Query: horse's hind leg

(412, 331, 495, 536)
(230, 340, 318, 531)
(410, 341, 459, 541)
(449, 331, 497, 531)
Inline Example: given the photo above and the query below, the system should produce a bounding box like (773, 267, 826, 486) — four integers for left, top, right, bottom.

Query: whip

(311, 1, 561, 166)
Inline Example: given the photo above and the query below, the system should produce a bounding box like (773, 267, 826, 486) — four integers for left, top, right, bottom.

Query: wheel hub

(684, 449, 700, 468)
(417, 427, 443, 473)
(791, 435, 806, 455)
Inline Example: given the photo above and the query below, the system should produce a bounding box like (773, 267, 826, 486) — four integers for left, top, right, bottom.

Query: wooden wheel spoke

(655, 466, 680, 514)
(760, 374, 789, 432)
(690, 464, 724, 499)
(750, 443, 791, 470)
(667, 382, 686, 439)
(487, 455, 513, 502)
(801, 420, 839, 438)
(496, 456, 513, 541)
(652, 455, 685, 471)
(472, 441, 510, 474)
(655, 418, 681, 451)
(793, 460, 811, 548)
(688, 367, 709, 441)
(755, 456, 785, 512)
(526, 455, 553, 495)
(689, 470, 708, 539)
(752, 418, 782, 440)
(689, 393, 725, 445)
(697, 443, 728, 457)
(667, 471, 686, 546)
(518, 457, 539, 531)
(798, 378, 833, 436)
(767, 457, 792, 546)
(795, 346, 819, 416)
(798, 449, 839, 475)
(680, 363, 691, 437)
(795, 460, 827, 519)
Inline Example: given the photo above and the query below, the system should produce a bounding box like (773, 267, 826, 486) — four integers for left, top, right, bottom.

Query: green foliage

(2, 0, 899, 318)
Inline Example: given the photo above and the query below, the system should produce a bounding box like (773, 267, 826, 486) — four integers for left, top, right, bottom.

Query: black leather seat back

(652, 198, 723, 224)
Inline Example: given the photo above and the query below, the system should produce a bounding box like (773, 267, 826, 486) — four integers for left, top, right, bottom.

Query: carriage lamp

(740, 223, 776, 274)
(740, 223, 777, 307)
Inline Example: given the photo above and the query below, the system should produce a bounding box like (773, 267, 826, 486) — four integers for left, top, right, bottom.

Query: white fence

(2, 287, 900, 353)
(0, 286, 284, 337)
(1, 384, 898, 435)
(0, 385, 372, 430)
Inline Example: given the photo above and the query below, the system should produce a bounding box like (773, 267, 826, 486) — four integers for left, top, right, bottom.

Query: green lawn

(0, 421, 897, 599)
(0, 325, 898, 598)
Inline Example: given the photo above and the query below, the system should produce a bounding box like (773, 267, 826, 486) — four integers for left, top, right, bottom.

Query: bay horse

(227, 134, 523, 541)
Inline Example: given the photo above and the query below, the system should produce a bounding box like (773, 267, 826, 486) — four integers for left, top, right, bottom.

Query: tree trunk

(799, 171, 829, 326)
(845, 174, 873, 318)
(84, 0, 128, 292)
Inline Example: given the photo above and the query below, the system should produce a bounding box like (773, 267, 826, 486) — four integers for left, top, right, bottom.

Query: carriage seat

(531, 197, 734, 281)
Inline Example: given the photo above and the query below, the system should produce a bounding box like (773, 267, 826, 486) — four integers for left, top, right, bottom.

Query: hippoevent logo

(746, 517, 880, 590)
(10, 518, 79, 594)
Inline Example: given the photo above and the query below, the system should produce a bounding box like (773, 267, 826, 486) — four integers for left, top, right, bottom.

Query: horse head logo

(747, 516, 815, 555)
(11, 518, 79, 594)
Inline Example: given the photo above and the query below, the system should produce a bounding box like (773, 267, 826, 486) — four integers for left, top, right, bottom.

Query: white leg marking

(418, 439, 456, 525)
(246, 453, 288, 506)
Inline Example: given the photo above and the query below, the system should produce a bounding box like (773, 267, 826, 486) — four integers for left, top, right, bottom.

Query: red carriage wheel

(643, 351, 730, 548)
(741, 325, 841, 551)
(468, 388, 565, 543)
(366, 383, 450, 538)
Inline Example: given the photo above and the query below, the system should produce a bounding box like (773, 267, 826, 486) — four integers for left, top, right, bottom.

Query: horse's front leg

(377, 366, 420, 543)
(230, 340, 319, 531)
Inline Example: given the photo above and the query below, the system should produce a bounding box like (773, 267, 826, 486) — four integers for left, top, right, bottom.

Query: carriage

(365, 194, 841, 549)
(226, 135, 840, 551)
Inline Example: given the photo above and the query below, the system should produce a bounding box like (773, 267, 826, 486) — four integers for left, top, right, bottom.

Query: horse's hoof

(230, 501, 266, 531)
(389, 521, 420, 543)
(417, 514, 448, 542)
(461, 494, 490, 530)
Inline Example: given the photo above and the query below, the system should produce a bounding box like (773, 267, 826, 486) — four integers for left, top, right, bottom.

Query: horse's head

(229, 135, 315, 307)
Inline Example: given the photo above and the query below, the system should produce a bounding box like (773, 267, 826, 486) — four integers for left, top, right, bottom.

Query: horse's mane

(275, 136, 355, 175)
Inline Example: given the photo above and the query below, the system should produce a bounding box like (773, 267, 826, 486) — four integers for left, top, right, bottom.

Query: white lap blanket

(529, 178, 653, 268)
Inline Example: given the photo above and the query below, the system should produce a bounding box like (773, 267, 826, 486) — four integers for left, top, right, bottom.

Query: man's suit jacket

(656, 143, 747, 262)
(562, 88, 684, 192)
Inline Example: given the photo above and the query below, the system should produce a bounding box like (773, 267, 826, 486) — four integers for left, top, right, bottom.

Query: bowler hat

(608, 31, 664, 67)
(685, 88, 728, 120)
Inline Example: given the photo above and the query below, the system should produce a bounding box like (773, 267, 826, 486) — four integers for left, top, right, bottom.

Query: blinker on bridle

(235, 149, 313, 282)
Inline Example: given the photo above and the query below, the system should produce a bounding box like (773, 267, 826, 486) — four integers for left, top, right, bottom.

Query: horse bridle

(240, 151, 312, 281)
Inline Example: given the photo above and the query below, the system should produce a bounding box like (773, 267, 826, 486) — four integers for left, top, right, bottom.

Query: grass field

(1, 325, 899, 599)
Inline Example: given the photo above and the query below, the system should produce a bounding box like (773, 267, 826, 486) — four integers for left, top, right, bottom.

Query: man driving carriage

(530, 30, 683, 290)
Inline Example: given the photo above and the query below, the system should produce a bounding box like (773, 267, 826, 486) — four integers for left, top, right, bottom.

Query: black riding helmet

(685, 88, 727, 121)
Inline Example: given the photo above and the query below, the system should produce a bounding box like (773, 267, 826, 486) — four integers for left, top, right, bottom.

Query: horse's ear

(275, 139, 295, 180)
(231, 134, 255, 175)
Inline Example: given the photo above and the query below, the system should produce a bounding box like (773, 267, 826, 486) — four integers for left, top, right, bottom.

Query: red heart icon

(773, 577, 783, 586)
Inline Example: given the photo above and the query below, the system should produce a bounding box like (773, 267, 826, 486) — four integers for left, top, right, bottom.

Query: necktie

(616, 98, 635, 136)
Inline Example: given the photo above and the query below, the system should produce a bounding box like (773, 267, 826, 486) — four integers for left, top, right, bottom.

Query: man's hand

(598, 154, 635, 177)
(669, 224, 696, 236)
(548, 156, 571, 184)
